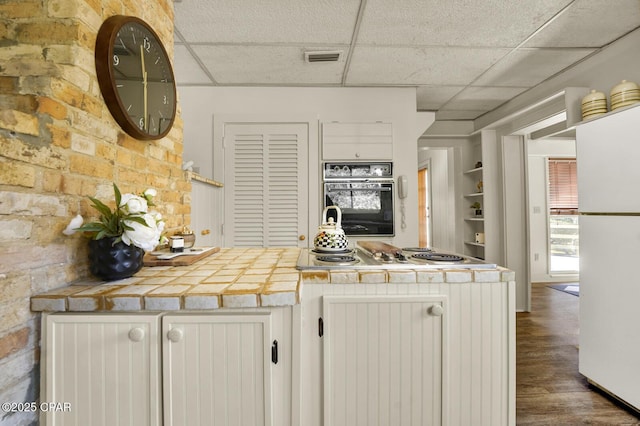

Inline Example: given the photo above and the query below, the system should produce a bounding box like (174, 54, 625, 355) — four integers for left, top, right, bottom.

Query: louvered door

(224, 123, 308, 247)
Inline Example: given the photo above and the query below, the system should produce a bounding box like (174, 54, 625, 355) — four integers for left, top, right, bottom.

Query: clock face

(96, 16, 176, 140)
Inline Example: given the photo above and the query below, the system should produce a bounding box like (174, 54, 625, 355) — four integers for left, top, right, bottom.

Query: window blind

(548, 158, 578, 214)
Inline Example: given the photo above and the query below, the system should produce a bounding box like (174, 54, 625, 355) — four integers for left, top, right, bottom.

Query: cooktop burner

(412, 253, 464, 262)
(312, 248, 354, 255)
(316, 255, 358, 264)
(402, 247, 434, 253)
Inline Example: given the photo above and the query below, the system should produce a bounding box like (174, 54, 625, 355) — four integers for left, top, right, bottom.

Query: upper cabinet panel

(576, 105, 640, 213)
(322, 122, 393, 160)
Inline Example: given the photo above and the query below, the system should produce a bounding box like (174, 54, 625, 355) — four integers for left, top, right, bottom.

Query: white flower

(120, 193, 148, 215)
(144, 188, 157, 198)
(63, 214, 84, 235)
(121, 213, 162, 252)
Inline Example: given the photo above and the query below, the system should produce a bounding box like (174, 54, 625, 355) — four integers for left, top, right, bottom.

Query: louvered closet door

(224, 123, 308, 247)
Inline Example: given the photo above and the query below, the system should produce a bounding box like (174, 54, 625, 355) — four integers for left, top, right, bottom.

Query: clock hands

(140, 44, 148, 132)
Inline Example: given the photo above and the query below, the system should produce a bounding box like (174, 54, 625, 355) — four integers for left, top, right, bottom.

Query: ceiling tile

(473, 48, 596, 87)
(175, 0, 361, 44)
(191, 45, 347, 85)
(416, 86, 465, 110)
(346, 46, 511, 85)
(524, 0, 640, 47)
(441, 86, 529, 111)
(173, 44, 214, 85)
(435, 110, 488, 120)
(357, 0, 574, 47)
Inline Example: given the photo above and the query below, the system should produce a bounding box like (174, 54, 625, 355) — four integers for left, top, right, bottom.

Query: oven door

(324, 181, 394, 236)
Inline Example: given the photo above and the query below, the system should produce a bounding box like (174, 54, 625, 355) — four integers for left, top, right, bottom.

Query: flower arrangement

(64, 183, 165, 252)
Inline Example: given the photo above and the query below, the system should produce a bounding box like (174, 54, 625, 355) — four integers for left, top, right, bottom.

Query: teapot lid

(319, 217, 339, 230)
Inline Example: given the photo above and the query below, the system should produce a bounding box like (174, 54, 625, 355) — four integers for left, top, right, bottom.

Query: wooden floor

(516, 283, 640, 425)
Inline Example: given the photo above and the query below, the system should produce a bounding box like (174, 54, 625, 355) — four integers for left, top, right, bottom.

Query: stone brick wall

(0, 1, 187, 423)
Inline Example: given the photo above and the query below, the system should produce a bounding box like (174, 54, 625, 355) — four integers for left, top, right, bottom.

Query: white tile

(192, 45, 347, 85)
(184, 295, 220, 310)
(444, 271, 473, 283)
(222, 293, 258, 308)
(474, 270, 501, 283)
(388, 271, 417, 283)
(416, 271, 445, 283)
(524, 0, 640, 48)
(441, 86, 529, 111)
(417, 86, 465, 111)
(357, 0, 572, 47)
(347, 46, 510, 86)
(31, 298, 66, 312)
(174, 44, 214, 85)
(108, 297, 143, 311)
(473, 48, 595, 87)
(144, 297, 181, 311)
(260, 292, 297, 307)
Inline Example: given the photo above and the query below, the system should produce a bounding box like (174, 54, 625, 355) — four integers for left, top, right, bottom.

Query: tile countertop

(31, 248, 302, 312)
(30, 247, 516, 312)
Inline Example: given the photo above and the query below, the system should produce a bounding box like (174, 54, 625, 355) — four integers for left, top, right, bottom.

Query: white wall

(178, 86, 431, 248)
(527, 138, 577, 283)
(418, 146, 457, 251)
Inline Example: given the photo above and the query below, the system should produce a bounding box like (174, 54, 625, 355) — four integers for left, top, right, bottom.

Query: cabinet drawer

(322, 122, 393, 160)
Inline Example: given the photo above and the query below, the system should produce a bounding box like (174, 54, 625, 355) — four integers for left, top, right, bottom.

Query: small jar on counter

(176, 227, 196, 249)
(169, 236, 184, 253)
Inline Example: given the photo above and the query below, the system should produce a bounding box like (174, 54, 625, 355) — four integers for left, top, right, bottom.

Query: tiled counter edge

(31, 247, 515, 312)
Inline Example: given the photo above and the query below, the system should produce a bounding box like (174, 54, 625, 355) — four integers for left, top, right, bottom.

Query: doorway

(526, 139, 580, 284)
(418, 167, 431, 247)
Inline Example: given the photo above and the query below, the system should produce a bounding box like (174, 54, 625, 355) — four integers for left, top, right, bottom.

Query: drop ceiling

(173, 0, 640, 121)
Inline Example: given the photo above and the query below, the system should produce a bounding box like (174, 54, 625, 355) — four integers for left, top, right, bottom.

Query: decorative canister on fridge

(314, 206, 349, 251)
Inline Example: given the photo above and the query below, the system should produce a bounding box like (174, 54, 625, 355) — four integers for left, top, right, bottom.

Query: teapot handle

(323, 205, 342, 227)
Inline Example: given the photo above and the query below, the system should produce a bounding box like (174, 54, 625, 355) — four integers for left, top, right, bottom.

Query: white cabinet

(299, 282, 515, 426)
(41, 313, 162, 426)
(41, 309, 294, 426)
(576, 105, 640, 213)
(322, 295, 445, 426)
(322, 122, 393, 160)
(163, 313, 276, 426)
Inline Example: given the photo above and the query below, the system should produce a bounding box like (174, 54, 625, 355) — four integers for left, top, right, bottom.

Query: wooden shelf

(464, 241, 485, 247)
(464, 192, 484, 198)
(463, 167, 483, 174)
(465, 217, 484, 222)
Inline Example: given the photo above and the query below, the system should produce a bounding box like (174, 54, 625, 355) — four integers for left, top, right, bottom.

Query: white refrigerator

(577, 104, 640, 411)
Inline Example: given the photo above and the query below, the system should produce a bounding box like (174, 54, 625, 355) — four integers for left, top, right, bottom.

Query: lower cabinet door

(163, 312, 273, 426)
(42, 313, 161, 426)
(322, 295, 446, 426)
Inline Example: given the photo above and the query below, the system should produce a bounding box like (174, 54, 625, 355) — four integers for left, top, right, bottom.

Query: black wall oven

(322, 162, 394, 236)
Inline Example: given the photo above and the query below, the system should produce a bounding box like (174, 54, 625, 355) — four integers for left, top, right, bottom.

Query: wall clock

(95, 15, 176, 140)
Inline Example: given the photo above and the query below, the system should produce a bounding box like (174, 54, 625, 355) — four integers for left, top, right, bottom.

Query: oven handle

(325, 184, 392, 192)
(323, 178, 395, 183)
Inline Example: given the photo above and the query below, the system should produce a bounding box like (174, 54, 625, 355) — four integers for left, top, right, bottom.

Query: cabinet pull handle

(271, 340, 278, 364)
(318, 317, 324, 337)
(429, 304, 444, 317)
(167, 328, 183, 342)
(128, 327, 145, 342)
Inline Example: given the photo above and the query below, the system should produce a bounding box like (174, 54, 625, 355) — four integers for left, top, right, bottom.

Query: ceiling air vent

(304, 50, 342, 63)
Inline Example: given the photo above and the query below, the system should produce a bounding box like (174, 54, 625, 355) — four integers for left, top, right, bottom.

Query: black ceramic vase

(88, 237, 144, 281)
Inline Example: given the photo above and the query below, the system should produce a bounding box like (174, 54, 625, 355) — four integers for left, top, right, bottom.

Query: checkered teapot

(314, 206, 349, 252)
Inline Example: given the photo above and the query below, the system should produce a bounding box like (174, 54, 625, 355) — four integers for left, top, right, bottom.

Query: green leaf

(88, 197, 113, 218)
(113, 183, 122, 208)
(125, 216, 150, 227)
